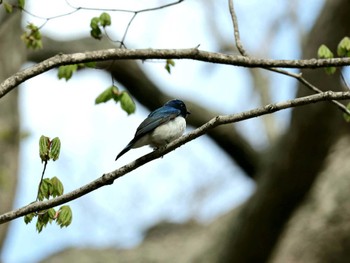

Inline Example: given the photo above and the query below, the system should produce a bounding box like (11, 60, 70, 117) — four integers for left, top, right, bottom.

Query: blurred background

(3, 0, 350, 263)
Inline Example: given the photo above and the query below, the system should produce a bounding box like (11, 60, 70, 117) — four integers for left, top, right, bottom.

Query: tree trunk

(0, 11, 25, 252)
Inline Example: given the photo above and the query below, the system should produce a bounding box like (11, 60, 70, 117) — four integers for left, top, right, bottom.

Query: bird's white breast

(150, 116, 186, 148)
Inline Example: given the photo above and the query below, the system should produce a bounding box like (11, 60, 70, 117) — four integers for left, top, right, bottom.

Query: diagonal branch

(0, 90, 349, 224)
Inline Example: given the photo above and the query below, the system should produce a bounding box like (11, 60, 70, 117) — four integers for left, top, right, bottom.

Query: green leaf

(47, 208, 56, 221)
(51, 176, 64, 197)
(57, 206, 73, 228)
(120, 92, 136, 115)
(18, 0, 25, 9)
(317, 45, 336, 74)
(165, 59, 175, 74)
(90, 17, 100, 30)
(90, 17, 103, 39)
(49, 137, 61, 161)
(36, 219, 45, 233)
(39, 135, 50, 163)
(99, 12, 111, 27)
(24, 212, 35, 224)
(90, 28, 102, 40)
(95, 86, 119, 104)
(318, 44, 334, 59)
(337, 36, 350, 57)
(4, 3, 13, 13)
(39, 178, 53, 200)
(36, 210, 53, 233)
(57, 64, 78, 81)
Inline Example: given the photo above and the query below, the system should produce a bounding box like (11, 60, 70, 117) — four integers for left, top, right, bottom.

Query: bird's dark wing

(115, 106, 180, 161)
(134, 106, 180, 139)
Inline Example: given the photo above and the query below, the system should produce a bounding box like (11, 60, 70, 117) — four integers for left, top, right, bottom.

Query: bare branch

(1, 90, 349, 224)
(228, 0, 247, 56)
(227, 0, 350, 115)
(1, 47, 350, 99)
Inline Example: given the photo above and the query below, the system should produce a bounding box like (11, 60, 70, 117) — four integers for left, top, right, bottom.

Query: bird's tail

(115, 145, 131, 161)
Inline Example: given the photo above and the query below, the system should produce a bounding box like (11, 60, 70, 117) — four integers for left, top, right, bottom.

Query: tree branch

(228, 0, 248, 56)
(1, 47, 350, 99)
(0, 90, 349, 224)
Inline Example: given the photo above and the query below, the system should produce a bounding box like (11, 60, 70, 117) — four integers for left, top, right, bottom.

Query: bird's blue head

(165, 99, 190, 118)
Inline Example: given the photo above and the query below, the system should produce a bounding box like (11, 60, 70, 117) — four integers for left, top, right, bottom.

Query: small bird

(115, 99, 190, 160)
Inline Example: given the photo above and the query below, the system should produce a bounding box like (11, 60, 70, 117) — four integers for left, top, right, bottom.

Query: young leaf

(90, 17, 102, 40)
(95, 86, 119, 104)
(90, 17, 100, 30)
(165, 59, 175, 74)
(39, 178, 53, 200)
(47, 208, 56, 221)
(51, 176, 64, 197)
(120, 92, 136, 115)
(337, 36, 350, 57)
(318, 44, 334, 59)
(49, 137, 61, 161)
(99, 12, 111, 27)
(57, 206, 73, 228)
(39, 135, 50, 163)
(57, 65, 78, 81)
(317, 45, 336, 74)
(24, 212, 35, 224)
(36, 219, 45, 233)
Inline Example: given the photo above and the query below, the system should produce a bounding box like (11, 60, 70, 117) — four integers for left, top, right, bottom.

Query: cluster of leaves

(2, 0, 43, 50)
(2, 0, 25, 13)
(21, 23, 42, 50)
(317, 36, 350, 74)
(57, 62, 96, 81)
(2, 1, 42, 49)
(24, 204, 73, 233)
(90, 12, 112, 40)
(95, 85, 136, 115)
(24, 135, 73, 233)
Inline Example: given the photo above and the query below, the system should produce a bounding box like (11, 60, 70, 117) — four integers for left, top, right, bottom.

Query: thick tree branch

(1, 47, 350, 99)
(0, 90, 349, 224)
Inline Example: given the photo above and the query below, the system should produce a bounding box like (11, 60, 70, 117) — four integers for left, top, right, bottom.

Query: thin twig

(227, 0, 350, 115)
(228, 0, 247, 56)
(36, 160, 48, 201)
